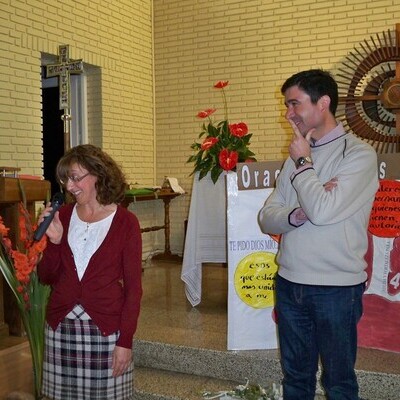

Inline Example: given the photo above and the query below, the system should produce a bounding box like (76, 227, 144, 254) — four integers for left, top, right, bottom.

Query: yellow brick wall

(2, 1, 400, 258)
(0, 0, 155, 256)
(0, 0, 153, 183)
(154, 0, 400, 255)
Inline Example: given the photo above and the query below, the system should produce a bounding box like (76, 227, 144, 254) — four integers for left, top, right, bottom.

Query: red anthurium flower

(219, 148, 239, 171)
(214, 81, 229, 89)
(188, 81, 256, 183)
(201, 137, 219, 151)
(229, 122, 248, 137)
(197, 108, 216, 119)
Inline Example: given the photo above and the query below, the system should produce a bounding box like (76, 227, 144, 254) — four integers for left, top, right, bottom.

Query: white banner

(226, 172, 279, 350)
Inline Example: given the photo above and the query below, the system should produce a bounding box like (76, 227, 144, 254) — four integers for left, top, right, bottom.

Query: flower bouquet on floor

(187, 81, 256, 184)
(0, 201, 50, 400)
(203, 379, 283, 400)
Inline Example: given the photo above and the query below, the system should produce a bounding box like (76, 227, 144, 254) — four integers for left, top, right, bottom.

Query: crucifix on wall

(46, 44, 83, 153)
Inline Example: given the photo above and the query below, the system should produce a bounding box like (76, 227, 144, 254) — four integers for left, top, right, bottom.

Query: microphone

(33, 192, 65, 241)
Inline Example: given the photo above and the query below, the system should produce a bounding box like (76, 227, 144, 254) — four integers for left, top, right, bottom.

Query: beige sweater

(258, 130, 379, 286)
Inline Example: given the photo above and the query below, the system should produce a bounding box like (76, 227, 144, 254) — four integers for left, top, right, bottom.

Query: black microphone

(33, 192, 65, 241)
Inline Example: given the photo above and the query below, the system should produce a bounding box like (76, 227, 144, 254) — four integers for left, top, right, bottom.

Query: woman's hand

(112, 346, 132, 377)
(37, 203, 63, 244)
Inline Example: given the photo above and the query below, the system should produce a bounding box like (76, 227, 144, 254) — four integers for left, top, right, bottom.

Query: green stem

(221, 88, 228, 121)
(18, 274, 49, 399)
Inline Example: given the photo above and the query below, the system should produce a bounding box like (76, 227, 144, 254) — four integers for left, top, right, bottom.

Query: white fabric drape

(181, 172, 227, 306)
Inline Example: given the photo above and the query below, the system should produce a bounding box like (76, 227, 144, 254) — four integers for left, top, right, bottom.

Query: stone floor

(137, 258, 400, 376)
(134, 259, 400, 400)
(1, 258, 400, 399)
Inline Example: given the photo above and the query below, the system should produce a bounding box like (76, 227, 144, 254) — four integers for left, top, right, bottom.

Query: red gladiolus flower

(229, 122, 248, 137)
(214, 81, 229, 89)
(12, 250, 28, 266)
(16, 270, 30, 284)
(219, 148, 239, 171)
(197, 108, 216, 119)
(27, 251, 39, 269)
(201, 137, 219, 151)
(11, 250, 34, 283)
(18, 215, 28, 242)
(0, 217, 9, 236)
(30, 236, 47, 254)
(0, 199, 50, 397)
(2, 237, 12, 252)
(18, 203, 33, 246)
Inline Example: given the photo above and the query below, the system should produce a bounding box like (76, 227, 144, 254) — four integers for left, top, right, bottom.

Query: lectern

(0, 177, 50, 336)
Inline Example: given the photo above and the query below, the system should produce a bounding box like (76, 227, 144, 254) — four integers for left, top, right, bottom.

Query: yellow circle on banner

(234, 251, 278, 309)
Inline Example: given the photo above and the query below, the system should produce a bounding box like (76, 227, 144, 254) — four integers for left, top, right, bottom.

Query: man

(258, 69, 378, 400)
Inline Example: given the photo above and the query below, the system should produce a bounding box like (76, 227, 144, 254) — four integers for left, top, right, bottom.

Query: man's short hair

(281, 69, 339, 115)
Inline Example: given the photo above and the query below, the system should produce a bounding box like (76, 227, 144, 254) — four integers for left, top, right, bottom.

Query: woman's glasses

(59, 172, 90, 186)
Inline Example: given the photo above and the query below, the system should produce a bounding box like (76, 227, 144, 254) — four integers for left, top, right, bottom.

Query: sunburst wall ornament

(336, 23, 400, 153)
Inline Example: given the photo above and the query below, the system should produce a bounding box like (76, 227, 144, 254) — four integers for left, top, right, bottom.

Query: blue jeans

(275, 275, 364, 400)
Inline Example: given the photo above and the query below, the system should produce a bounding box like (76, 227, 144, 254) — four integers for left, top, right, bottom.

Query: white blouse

(68, 205, 116, 280)
(66, 205, 116, 319)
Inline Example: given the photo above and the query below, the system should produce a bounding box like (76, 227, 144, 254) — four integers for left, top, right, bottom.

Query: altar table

(181, 173, 227, 306)
(122, 190, 182, 260)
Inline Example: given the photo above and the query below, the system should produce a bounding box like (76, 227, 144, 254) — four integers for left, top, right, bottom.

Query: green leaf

(207, 123, 219, 137)
(199, 130, 208, 138)
(0, 257, 22, 306)
(217, 120, 228, 130)
(198, 169, 208, 180)
(211, 167, 223, 183)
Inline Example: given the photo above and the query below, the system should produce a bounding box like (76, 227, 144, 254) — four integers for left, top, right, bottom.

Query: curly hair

(56, 144, 127, 205)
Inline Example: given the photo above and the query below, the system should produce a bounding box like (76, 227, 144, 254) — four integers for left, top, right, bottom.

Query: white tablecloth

(181, 172, 227, 306)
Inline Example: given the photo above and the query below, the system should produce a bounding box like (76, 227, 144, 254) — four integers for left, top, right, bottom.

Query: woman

(37, 144, 142, 400)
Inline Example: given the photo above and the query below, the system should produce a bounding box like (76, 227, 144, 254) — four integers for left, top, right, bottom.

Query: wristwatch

(295, 156, 312, 169)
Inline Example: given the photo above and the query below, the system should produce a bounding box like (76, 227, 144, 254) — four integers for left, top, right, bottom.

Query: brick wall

(154, 0, 400, 255)
(0, 0, 153, 181)
(0, 0, 155, 256)
(2, 0, 400, 257)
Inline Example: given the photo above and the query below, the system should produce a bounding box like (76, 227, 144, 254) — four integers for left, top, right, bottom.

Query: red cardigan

(37, 203, 142, 349)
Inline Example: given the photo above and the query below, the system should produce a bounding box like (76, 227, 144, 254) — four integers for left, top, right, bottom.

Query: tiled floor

(137, 259, 400, 376)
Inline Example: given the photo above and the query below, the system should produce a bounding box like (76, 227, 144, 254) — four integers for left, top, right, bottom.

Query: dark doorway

(42, 86, 64, 195)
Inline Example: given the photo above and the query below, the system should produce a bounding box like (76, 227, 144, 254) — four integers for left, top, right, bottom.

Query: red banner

(358, 180, 400, 352)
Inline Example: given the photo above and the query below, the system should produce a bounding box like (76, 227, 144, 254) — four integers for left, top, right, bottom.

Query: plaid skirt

(42, 318, 134, 400)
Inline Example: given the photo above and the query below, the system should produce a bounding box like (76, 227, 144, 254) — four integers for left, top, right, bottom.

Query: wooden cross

(46, 44, 83, 152)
